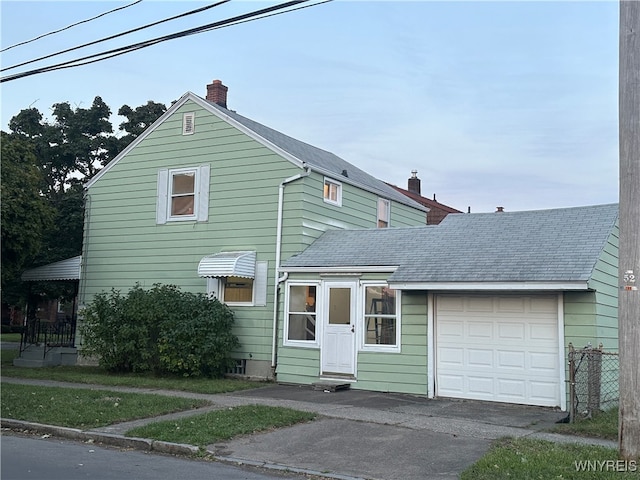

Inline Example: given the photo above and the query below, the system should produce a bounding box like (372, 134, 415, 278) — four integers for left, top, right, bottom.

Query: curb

(1, 418, 363, 480)
(1, 418, 198, 454)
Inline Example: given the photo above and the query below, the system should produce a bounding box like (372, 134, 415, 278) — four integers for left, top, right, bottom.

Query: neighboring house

(387, 171, 462, 225)
(76, 80, 427, 378)
(279, 203, 619, 410)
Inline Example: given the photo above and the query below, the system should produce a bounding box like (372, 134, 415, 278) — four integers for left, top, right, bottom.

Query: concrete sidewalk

(0, 378, 618, 480)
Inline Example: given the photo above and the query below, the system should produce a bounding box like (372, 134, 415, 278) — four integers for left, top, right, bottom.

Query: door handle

(351, 325, 355, 333)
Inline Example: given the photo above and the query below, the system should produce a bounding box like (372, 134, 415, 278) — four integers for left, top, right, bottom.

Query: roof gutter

(387, 281, 591, 291)
(271, 166, 311, 368)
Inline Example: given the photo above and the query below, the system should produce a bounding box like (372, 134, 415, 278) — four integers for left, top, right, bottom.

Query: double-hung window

(323, 178, 342, 206)
(363, 284, 399, 350)
(377, 198, 390, 228)
(285, 284, 318, 345)
(156, 165, 210, 224)
(170, 169, 197, 218)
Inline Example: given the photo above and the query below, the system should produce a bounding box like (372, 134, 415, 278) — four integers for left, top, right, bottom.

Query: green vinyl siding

(81, 100, 301, 362)
(276, 274, 428, 394)
(81, 98, 426, 368)
(563, 224, 619, 353)
(356, 292, 428, 395)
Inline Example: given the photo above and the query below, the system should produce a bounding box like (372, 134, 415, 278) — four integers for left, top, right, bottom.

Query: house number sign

(621, 269, 638, 291)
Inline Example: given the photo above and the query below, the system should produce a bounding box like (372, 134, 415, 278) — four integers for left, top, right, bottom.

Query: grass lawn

(0, 333, 21, 342)
(126, 404, 316, 446)
(1, 349, 262, 395)
(461, 438, 638, 480)
(1, 383, 209, 429)
(552, 408, 619, 441)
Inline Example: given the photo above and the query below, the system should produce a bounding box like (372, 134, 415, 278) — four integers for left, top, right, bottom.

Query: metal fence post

(587, 343, 603, 416)
(568, 343, 575, 423)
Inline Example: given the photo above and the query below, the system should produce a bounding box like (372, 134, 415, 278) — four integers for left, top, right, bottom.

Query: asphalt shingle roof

(208, 102, 425, 210)
(282, 203, 619, 284)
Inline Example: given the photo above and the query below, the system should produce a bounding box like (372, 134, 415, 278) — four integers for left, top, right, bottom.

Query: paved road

(1, 434, 308, 480)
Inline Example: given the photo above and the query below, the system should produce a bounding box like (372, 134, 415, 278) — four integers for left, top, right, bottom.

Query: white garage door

(436, 294, 560, 407)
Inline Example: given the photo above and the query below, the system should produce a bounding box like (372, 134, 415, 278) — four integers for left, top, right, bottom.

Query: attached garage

(435, 294, 561, 407)
(280, 203, 619, 409)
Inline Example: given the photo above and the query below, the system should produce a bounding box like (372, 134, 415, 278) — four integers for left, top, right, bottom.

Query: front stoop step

(312, 381, 351, 392)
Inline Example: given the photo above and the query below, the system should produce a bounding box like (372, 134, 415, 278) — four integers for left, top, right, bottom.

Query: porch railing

(20, 315, 76, 359)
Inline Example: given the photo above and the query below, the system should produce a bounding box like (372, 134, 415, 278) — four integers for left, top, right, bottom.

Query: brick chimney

(206, 79, 228, 108)
(408, 170, 421, 195)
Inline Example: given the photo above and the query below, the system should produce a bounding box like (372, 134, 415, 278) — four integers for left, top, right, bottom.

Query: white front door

(321, 281, 356, 376)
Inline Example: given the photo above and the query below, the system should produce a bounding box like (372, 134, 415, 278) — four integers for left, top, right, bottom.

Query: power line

(2, 1, 231, 72)
(0, 0, 143, 53)
(0, 0, 331, 83)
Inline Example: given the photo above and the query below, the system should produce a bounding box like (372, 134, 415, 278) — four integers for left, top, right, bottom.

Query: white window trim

(222, 277, 256, 306)
(377, 198, 390, 228)
(157, 164, 210, 224)
(167, 167, 199, 222)
(359, 282, 401, 353)
(205, 261, 268, 307)
(283, 280, 321, 348)
(182, 112, 195, 135)
(323, 177, 342, 207)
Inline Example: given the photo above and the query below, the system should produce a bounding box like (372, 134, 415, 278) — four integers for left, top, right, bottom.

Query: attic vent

(182, 112, 195, 135)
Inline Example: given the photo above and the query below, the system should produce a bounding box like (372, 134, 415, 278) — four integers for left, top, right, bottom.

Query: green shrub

(80, 284, 240, 377)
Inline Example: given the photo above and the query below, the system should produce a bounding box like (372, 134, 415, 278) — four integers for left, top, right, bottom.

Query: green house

(279, 203, 619, 410)
(25, 80, 617, 411)
(78, 80, 427, 378)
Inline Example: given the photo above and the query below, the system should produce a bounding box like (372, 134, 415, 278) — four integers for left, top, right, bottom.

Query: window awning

(21, 256, 82, 282)
(197, 251, 256, 278)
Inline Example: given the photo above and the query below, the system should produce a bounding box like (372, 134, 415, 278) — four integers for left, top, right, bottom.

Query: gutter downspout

(271, 166, 311, 370)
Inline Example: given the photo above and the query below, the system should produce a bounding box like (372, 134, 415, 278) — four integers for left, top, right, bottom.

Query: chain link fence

(568, 343, 619, 423)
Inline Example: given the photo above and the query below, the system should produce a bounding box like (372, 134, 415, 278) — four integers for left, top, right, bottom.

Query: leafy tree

(2, 97, 166, 311)
(113, 101, 167, 154)
(0, 132, 54, 305)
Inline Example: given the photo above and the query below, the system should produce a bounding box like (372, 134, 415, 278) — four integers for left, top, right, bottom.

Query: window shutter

(156, 169, 169, 224)
(254, 261, 268, 306)
(206, 278, 220, 299)
(197, 164, 210, 222)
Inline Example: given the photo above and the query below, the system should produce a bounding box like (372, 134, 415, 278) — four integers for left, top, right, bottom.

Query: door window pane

(328, 287, 350, 325)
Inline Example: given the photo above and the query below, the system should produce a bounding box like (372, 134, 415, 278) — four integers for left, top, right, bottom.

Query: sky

(0, 0, 620, 214)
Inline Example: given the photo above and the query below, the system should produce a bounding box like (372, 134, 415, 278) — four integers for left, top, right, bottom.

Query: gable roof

(282, 203, 619, 290)
(86, 92, 425, 211)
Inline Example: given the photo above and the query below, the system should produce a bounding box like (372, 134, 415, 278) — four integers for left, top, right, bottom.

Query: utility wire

(1, 0, 143, 53)
(2, 1, 230, 72)
(1, 0, 330, 83)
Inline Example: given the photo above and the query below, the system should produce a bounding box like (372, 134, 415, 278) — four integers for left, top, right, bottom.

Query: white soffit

(21, 256, 82, 281)
(198, 251, 256, 278)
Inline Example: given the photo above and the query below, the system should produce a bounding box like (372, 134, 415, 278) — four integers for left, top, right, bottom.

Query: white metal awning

(21, 256, 82, 281)
(197, 251, 256, 278)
